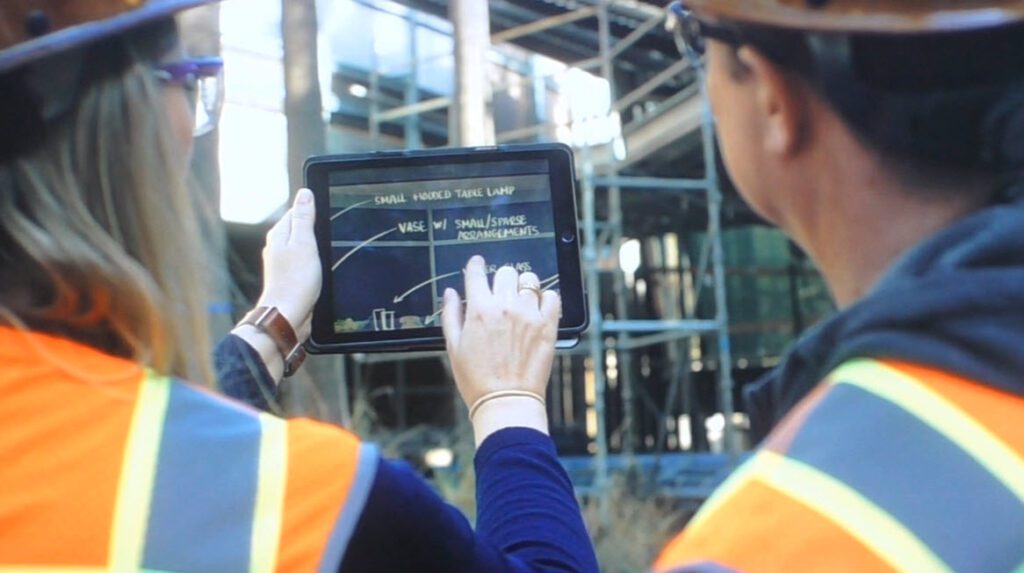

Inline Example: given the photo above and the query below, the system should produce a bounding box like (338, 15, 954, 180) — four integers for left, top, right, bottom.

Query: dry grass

(582, 476, 695, 572)
(373, 426, 694, 571)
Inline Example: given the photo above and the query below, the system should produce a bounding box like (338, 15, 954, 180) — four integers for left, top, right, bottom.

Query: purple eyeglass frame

(154, 56, 224, 85)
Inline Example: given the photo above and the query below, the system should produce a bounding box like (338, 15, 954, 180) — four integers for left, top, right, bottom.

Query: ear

(735, 46, 809, 157)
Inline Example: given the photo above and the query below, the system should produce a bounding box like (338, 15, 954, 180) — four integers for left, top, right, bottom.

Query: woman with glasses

(0, 1, 597, 571)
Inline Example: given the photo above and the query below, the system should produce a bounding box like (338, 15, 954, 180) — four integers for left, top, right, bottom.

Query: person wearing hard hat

(648, 1, 1024, 571)
(0, 1, 599, 571)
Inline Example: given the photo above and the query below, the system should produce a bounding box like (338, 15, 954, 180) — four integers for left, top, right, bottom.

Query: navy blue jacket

(214, 338, 599, 572)
(745, 193, 1024, 440)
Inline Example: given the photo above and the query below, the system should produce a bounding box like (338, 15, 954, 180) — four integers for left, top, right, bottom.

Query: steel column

(450, 0, 495, 146)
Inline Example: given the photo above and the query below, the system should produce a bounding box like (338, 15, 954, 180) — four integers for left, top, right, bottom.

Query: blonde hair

(0, 22, 216, 386)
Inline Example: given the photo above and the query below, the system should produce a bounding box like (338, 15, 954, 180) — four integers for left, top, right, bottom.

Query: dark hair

(730, 21, 1024, 195)
(0, 18, 178, 162)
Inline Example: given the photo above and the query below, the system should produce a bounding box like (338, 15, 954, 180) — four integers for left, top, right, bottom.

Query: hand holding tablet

(304, 143, 588, 353)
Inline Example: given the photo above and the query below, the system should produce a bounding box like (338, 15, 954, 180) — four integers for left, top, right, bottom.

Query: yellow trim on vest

(831, 359, 1024, 504)
(754, 451, 952, 573)
(107, 372, 171, 571)
(250, 413, 288, 573)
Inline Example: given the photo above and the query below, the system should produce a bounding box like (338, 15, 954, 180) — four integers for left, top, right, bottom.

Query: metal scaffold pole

(355, 0, 739, 474)
(697, 78, 737, 456)
(449, 0, 495, 146)
(580, 146, 609, 519)
(597, 0, 637, 458)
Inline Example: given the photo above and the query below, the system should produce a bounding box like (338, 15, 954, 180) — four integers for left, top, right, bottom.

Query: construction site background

(182, 1, 835, 568)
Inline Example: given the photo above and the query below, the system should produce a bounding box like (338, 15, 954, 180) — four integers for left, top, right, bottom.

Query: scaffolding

(349, 0, 739, 500)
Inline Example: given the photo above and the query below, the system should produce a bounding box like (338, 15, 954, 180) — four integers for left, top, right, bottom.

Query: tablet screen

(328, 159, 559, 334)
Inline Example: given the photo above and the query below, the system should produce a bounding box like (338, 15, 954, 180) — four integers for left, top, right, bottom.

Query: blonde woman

(0, 1, 597, 571)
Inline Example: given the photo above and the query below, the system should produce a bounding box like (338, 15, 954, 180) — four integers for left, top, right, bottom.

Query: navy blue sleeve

(341, 428, 598, 573)
(212, 334, 280, 412)
(474, 428, 598, 572)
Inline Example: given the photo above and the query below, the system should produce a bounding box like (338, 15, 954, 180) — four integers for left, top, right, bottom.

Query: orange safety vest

(0, 327, 379, 572)
(654, 358, 1024, 573)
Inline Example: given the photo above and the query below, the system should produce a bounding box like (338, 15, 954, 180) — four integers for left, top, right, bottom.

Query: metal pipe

(592, 176, 709, 191)
(581, 146, 609, 519)
(613, 58, 690, 114)
(353, 350, 447, 364)
(496, 123, 551, 143)
(491, 5, 600, 45)
(336, 355, 353, 428)
(368, 69, 380, 146)
(603, 319, 720, 334)
(573, 11, 665, 71)
(609, 179, 636, 455)
(375, 96, 452, 123)
(698, 74, 738, 456)
(450, 0, 495, 146)
(597, 0, 632, 481)
(615, 330, 697, 351)
(404, 15, 422, 149)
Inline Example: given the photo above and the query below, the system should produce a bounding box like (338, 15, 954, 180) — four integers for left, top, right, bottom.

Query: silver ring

(518, 283, 542, 299)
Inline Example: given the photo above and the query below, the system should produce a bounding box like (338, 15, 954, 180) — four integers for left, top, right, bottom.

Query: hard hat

(0, 0, 219, 75)
(682, 0, 1024, 34)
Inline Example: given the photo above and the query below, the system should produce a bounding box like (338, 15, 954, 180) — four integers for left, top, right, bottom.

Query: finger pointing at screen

(442, 256, 560, 446)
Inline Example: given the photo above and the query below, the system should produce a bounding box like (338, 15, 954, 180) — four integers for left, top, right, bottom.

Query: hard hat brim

(684, 0, 1024, 34)
(0, 0, 219, 75)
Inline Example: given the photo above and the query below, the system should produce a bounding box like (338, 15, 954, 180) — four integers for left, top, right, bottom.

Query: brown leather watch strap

(238, 306, 307, 377)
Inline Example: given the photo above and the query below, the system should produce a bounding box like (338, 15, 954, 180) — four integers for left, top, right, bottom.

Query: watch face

(283, 345, 307, 377)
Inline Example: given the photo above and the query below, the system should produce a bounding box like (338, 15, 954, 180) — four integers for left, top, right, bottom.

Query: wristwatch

(237, 306, 307, 378)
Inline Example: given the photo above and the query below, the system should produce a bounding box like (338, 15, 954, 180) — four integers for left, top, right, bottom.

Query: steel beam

(375, 96, 452, 123)
(351, 351, 447, 364)
(570, 11, 664, 71)
(451, 0, 495, 146)
(613, 58, 690, 113)
(580, 146, 609, 519)
(696, 71, 738, 456)
(603, 319, 721, 334)
(491, 5, 600, 45)
(496, 123, 550, 143)
(591, 176, 708, 191)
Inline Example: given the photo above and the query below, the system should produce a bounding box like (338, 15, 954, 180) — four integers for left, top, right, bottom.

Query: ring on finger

(518, 283, 543, 299)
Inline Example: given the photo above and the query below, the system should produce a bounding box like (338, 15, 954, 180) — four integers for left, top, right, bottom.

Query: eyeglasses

(154, 57, 225, 137)
(667, 1, 744, 62)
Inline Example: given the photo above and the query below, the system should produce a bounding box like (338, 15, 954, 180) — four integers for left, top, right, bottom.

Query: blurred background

(181, 1, 835, 567)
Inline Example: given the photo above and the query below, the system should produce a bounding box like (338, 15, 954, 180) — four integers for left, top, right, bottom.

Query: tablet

(306, 143, 588, 353)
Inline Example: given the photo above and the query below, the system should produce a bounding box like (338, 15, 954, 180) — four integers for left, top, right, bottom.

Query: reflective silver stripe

(317, 444, 381, 572)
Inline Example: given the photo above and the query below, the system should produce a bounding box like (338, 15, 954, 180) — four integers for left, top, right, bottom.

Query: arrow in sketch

(393, 270, 463, 304)
(332, 227, 398, 271)
(424, 274, 562, 325)
(425, 305, 452, 326)
(330, 199, 374, 221)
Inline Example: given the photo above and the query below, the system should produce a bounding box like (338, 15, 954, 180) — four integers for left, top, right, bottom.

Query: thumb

(290, 188, 316, 244)
(441, 288, 463, 350)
